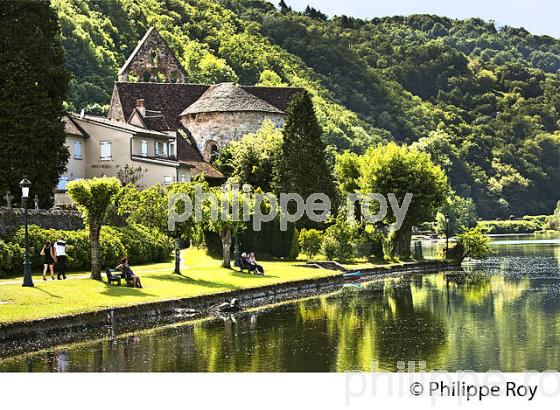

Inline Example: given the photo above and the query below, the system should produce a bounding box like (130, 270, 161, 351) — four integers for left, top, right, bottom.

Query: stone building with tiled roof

(58, 27, 302, 195)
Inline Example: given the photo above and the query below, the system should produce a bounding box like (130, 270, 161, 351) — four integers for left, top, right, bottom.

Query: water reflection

(1, 235, 559, 372)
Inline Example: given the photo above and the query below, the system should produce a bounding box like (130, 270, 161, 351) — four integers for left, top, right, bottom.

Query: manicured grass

(0, 248, 342, 324)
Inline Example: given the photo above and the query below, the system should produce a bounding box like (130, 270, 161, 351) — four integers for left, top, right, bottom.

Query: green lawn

(0, 248, 346, 324)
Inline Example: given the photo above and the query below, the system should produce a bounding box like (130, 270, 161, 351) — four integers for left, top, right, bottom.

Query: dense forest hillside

(52, 0, 559, 218)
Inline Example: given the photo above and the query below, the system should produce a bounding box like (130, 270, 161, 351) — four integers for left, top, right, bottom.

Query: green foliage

(8, 224, 172, 274)
(358, 142, 449, 257)
(0, 0, 70, 207)
(456, 226, 492, 261)
(67, 177, 122, 227)
(321, 215, 357, 262)
(298, 228, 323, 259)
(435, 194, 478, 236)
(0, 240, 24, 278)
(274, 91, 337, 228)
(217, 119, 282, 191)
(477, 219, 543, 234)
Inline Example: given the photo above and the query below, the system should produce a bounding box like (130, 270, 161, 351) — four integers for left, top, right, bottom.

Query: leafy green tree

(456, 226, 492, 262)
(0, 0, 70, 206)
(321, 213, 357, 262)
(359, 143, 448, 258)
(435, 194, 477, 237)
(116, 164, 145, 186)
(256, 69, 287, 87)
(67, 177, 121, 280)
(205, 186, 253, 269)
(119, 181, 208, 274)
(298, 228, 323, 260)
(218, 120, 282, 192)
(274, 91, 337, 227)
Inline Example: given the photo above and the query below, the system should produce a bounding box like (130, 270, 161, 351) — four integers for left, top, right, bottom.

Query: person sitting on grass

(115, 257, 143, 288)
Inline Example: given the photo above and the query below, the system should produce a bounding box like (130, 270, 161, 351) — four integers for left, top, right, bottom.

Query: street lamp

(20, 177, 33, 287)
(444, 213, 450, 255)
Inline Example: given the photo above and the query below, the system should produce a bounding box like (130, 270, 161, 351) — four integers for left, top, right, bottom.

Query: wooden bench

(105, 268, 122, 286)
(239, 259, 253, 273)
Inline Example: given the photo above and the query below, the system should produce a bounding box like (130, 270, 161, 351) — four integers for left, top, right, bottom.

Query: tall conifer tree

(275, 91, 336, 228)
(0, 0, 69, 206)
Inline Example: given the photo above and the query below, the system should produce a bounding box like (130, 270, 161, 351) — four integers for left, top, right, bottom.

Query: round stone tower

(180, 83, 285, 162)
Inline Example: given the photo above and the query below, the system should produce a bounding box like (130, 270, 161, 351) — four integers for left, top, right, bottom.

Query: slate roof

(176, 126, 223, 179)
(71, 113, 170, 138)
(63, 115, 88, 137)
(109, 82, 303, 131)
(180, 82, 283, 115)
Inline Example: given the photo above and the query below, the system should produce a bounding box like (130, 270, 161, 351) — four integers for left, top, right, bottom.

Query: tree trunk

(90, 223, 102, 281)
(392, 225, 413, 259)
(174, 238, 181, 274)
(220, 228, 232, 269)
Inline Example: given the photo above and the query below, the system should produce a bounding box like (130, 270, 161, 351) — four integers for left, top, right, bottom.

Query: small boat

(343, 271, 362, 280)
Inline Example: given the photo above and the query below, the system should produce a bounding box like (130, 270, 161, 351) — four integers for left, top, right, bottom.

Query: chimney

(136, 99, 146, 117)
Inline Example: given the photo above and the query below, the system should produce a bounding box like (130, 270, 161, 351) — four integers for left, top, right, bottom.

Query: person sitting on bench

(115, 257, 143, 288)
(249, 252, 264, 275)
(241, 252, 257, 274)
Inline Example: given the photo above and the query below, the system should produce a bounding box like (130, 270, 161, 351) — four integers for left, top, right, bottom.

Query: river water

(1, 234, 559, 372)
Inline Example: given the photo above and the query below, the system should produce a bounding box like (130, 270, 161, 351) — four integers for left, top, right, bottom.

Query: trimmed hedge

(7, 224, 172, 275)
(204, 219, 298, 259)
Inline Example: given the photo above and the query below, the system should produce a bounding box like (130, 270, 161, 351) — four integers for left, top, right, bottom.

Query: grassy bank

(0, 249, 411, 324)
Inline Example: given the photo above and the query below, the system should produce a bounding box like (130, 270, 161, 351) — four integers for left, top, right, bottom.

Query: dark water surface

(1, 234, 559, 372)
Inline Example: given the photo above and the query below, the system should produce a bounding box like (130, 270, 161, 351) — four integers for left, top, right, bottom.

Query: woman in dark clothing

(116, 257, 143, 288)
(40, 240, 55, 281)
(249, 252, 264, 275)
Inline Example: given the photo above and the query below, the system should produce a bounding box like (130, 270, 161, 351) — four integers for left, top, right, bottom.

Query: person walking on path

(53, 238, 67, 280)
(40, 240, 56, 281)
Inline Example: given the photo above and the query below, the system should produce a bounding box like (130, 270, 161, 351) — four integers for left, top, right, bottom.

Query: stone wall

(117, 28, 187, 83)
(181, 111, 285, 161)
(0, 207, 84, 238)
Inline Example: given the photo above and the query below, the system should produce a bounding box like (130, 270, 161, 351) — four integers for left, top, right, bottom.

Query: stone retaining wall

(0, 207, 84, 238)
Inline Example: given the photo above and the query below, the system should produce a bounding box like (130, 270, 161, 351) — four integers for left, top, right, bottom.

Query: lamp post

(233, 234, 241, 267)
(20, 177, 33, 287)
(444, 213, 450, 255)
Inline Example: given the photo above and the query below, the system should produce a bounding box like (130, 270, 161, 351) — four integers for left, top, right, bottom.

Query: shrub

(0, 240, 24, 278)
(299, 229, 323, 259)
(321, 217, 356, 262)
(110, 225, 173, 264)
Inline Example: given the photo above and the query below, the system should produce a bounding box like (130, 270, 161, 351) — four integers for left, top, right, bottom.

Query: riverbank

(0, 249, 459, 356)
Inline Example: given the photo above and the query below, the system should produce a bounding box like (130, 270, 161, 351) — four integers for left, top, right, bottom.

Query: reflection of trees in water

(371, 278, 448, 370)
(3, 250, 560, 372)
